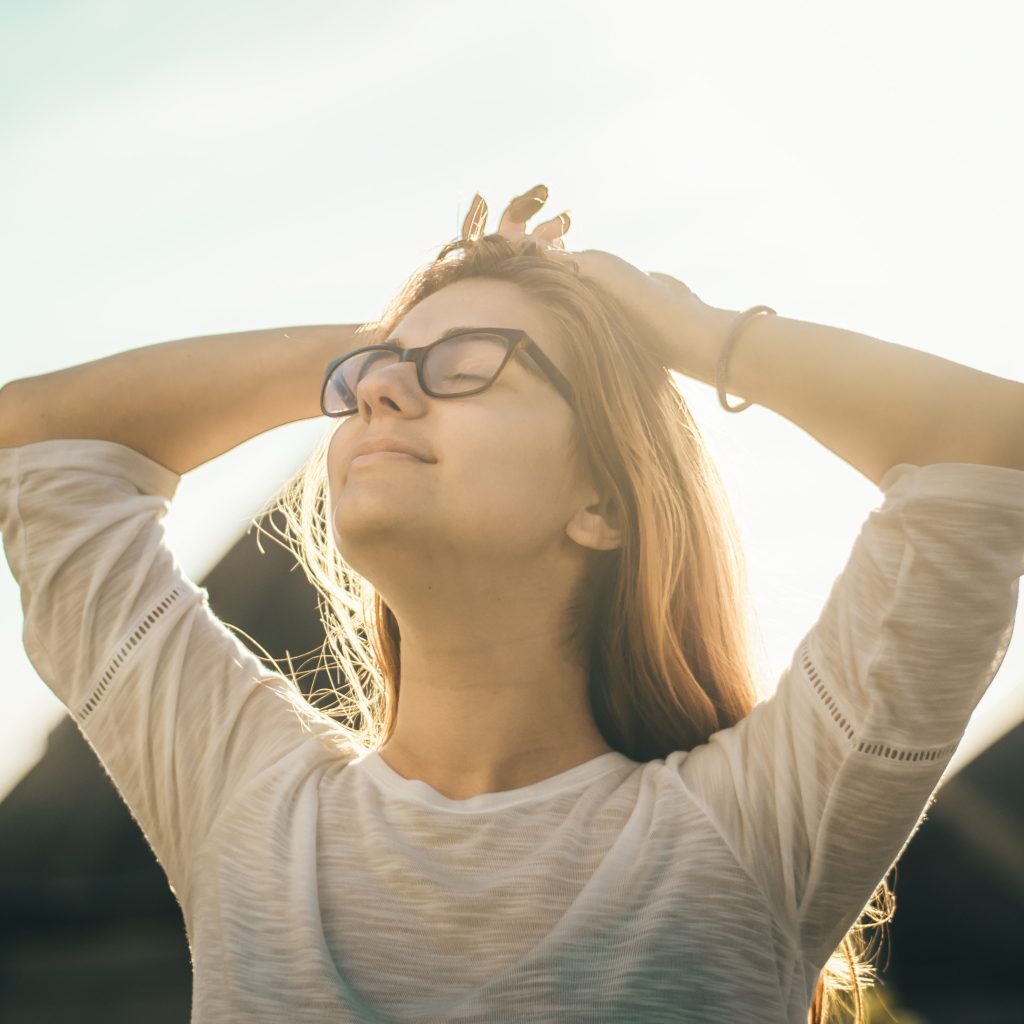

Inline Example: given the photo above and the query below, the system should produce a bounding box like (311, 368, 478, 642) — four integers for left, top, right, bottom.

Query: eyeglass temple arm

(521, 338, 576, 409)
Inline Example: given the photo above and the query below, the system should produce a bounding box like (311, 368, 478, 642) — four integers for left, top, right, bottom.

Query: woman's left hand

(464, 184, 728, 382)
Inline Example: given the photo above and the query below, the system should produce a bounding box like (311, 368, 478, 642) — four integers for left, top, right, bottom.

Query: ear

(565, 495, 623, 552)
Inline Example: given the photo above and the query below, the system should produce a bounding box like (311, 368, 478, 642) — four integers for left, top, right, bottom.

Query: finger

(497, 183, 548, 236)
(650, 271, 702, 302)
(531, 211, 571, 243)
(461, 193, 489, 241)
(650, 271, 694, 290)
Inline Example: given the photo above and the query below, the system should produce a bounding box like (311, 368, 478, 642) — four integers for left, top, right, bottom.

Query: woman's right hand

(462, 184, 571, 251)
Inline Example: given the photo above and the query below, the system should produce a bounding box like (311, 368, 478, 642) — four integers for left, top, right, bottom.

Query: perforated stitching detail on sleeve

(799, 639, 960, 764)
(75, 586, 184, 724)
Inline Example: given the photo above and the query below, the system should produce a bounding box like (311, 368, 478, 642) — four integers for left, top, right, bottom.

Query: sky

(1, 0, 1022, 800)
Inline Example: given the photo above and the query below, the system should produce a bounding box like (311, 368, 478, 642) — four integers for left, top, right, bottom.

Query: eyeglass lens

(323, 332, 511, 415)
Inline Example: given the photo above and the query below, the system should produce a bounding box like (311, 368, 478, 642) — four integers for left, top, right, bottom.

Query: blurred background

(1, 1, 1022, 1020)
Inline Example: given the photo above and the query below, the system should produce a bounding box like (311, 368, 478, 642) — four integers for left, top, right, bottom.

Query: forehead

(390, 278, 565, 357)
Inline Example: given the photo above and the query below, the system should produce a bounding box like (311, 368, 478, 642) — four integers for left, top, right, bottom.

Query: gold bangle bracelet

(716, 305, 776, 413)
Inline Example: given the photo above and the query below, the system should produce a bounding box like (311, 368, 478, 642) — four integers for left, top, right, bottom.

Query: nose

(355, 356, 428, 420)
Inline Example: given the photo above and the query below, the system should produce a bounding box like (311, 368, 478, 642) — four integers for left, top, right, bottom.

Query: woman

(1, 184, 1021, 1023)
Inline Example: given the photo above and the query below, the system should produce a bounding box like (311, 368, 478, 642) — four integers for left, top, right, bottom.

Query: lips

(351, 437, 435, 463)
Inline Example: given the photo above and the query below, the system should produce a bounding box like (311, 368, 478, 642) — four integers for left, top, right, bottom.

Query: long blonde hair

(258, 234, 895, 1023)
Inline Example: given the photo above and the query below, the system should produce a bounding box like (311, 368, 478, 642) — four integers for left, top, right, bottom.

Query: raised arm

(0, 322, 366, 890)
(701, 303, 1024, 485)
(559, 247, 1024, 486)
(0, 323, 362, 475)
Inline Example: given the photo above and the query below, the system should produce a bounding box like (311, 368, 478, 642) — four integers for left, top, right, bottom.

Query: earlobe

(566, 504, 623, 551)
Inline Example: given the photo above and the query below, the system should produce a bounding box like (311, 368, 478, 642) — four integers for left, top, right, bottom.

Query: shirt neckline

(354, 749, 634, 813)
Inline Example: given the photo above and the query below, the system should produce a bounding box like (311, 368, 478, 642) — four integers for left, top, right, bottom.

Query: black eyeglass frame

(320, 327, 577, 418)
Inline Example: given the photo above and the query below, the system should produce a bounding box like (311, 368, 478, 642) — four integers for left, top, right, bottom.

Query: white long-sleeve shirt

(1, 438, 1021, 1023)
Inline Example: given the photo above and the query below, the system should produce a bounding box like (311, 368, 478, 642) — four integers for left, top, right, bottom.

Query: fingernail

(559, 211, 571, 232)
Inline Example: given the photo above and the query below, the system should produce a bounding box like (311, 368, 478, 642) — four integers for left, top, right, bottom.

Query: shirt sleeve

(0, 438, 348, 899)
(671, 460, 1024, 972)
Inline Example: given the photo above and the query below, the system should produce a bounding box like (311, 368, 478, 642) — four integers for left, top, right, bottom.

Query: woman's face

(326, 277, 595, 577)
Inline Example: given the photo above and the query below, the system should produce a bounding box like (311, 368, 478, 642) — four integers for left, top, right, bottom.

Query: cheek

(449, 419, 579, 526)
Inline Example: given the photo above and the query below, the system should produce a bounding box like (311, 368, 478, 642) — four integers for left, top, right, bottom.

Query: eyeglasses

(320, 327, 576, 418)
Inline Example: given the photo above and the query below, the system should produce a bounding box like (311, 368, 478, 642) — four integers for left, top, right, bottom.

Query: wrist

(311, 323, 363, 371)
(686, 306, 741, 387)
(288, 325, 364, 420)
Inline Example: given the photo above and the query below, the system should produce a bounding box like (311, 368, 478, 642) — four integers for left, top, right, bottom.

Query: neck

(372, 573, 613, 800)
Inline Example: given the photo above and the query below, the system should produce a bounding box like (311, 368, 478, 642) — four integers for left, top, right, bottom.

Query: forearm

(0, 324, 362, 475)
(703, 306, 1024, 486)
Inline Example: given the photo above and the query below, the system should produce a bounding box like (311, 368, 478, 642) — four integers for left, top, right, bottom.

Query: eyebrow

(384, 325, 478, 349)
(384, 326, 544, 377)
